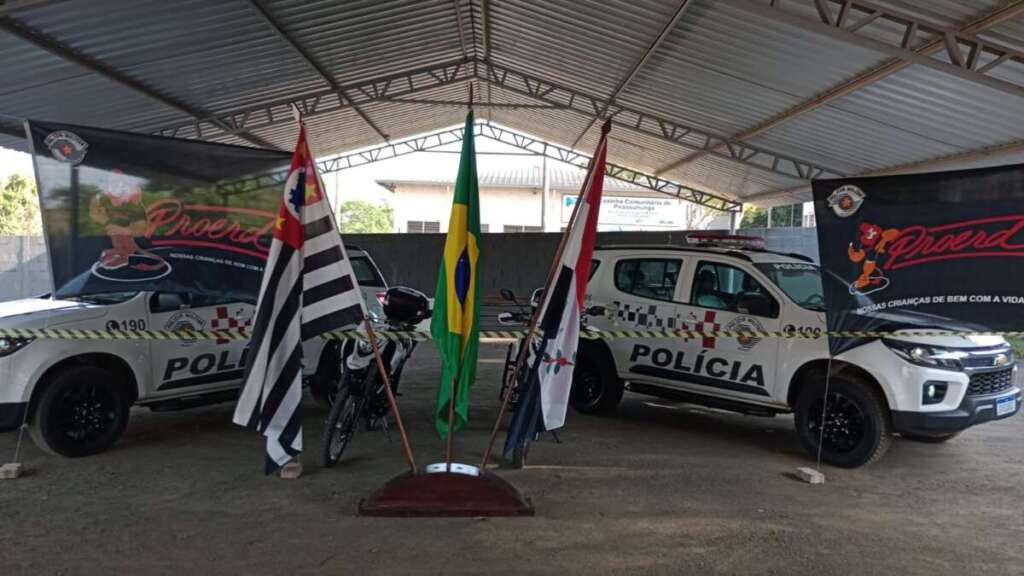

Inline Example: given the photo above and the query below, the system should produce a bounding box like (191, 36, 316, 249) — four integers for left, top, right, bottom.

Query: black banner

(27, 121, 291, 303)
(813, 164, 1024, 354)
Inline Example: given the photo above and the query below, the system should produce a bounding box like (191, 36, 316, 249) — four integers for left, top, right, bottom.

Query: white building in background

(802, 201, 817, 227)
(377, 166, 730, 233)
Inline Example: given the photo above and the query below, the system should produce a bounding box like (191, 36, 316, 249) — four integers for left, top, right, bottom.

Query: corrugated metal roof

(615, 0, 892, 136)
(0, 0, 1021, 208)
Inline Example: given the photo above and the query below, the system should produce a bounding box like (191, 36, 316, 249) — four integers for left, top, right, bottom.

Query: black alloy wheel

(569, 347, 623, 415)
(569, 362, 603, 411)
(794, 373, 891, 468)
(29, 365, 131, 457)
(806, 392, 866, 455)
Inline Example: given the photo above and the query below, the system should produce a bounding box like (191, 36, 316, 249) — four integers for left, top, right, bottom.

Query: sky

(0, 146, 33, 179)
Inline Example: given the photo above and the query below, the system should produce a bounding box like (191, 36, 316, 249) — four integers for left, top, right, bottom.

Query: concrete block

(0, 463, 24, 479)
(279, 461, 303, 479)
(796, 466, 825, 484)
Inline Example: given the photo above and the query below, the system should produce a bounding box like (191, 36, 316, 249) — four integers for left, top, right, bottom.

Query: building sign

(562, 195, 681, 227)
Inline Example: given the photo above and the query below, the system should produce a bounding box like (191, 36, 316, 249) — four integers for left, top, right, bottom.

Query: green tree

(739, 203, 804, 229)
(337, 199, 393, 233)
(770, 203, 803, 228)
(0, 174, 42, 235)
(739, 206, 767, 229)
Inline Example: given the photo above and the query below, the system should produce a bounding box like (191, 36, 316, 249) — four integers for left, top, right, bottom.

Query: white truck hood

(0, 298, 109, 328)
(885, 331, 1007, 349)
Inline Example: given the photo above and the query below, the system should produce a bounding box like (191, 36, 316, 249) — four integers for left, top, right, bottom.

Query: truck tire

(794, 373, 891, 468)
(28, 365, 131, 458)
(903, 431, 962, 443)
(570, 346, 623, 415)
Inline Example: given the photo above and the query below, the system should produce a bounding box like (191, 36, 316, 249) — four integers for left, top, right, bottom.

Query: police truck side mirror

(500, 288, 517, 303)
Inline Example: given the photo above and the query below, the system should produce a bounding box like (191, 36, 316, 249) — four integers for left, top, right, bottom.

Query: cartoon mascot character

(88, 170, 164, 271)
(847, 222, 900, 293)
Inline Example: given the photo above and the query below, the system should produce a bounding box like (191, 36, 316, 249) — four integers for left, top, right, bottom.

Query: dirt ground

(2, 343, 1023, 575)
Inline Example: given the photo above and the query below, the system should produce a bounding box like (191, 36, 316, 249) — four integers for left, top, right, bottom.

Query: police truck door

(675, 259, 783, 402)
(602, 255, 688, 390)
(147, 292, 253, 397)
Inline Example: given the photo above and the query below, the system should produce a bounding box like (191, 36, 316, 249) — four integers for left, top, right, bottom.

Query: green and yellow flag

(431, 111, 481, 437)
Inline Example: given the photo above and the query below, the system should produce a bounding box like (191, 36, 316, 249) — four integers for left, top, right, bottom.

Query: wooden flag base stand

(358, 463, 533, 517)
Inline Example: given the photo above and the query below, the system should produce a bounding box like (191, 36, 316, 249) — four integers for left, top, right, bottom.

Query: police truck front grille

(967, 369, 1014, 397)
(964, 356, 996, 369)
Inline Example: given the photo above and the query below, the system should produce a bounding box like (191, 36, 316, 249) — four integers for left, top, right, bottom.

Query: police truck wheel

(903, 431, 961, 443)
(28, 366, 130, 458)
(570, 348, 623, 414)
(794, 374, 891, 468)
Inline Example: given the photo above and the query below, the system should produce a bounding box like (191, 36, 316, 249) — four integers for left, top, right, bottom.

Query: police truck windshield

(755, 262, 825, 311)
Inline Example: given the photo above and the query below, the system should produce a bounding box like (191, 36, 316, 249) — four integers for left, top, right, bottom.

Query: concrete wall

(0, 236, 51, 302)
(344, 227, 820, 299)
(739, 227, 821, 262)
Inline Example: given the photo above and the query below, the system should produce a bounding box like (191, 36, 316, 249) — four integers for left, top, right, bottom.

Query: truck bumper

(0, 402, 27, 432)
(892, 389, 1021, 435)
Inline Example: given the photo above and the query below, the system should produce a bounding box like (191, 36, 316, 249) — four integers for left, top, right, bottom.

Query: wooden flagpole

(479, 119, 613, 469)
(295, 104, 418, 474)
(446, 375, 456, 472)
(363, 317, 418, 474)
(441, 82, 476, 472)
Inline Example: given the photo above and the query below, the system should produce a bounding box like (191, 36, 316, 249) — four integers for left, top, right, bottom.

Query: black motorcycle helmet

(382, 286, 431, 325)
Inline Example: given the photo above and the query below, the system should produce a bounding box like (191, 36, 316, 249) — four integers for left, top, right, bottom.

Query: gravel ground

(2, 343, 1022, 575)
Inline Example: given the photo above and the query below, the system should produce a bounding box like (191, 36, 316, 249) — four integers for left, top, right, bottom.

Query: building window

(480, 223, 490, 233)
(614, 258, 682, 302)
(407, 220, 440, 233)
(503, 225, 543, 233)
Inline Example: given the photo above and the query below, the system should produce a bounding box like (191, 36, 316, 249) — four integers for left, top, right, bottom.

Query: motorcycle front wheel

(320, 387, 361, 468)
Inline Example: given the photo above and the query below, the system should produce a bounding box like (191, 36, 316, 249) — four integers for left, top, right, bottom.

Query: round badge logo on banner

(827, 184, 865, 218)
(43, 130, 89, 165)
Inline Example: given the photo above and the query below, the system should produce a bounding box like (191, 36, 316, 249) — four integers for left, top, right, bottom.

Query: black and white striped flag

(233, 125, 366, 473)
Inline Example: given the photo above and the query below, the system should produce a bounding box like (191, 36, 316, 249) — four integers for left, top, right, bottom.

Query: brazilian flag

(431, 111, 480, 437)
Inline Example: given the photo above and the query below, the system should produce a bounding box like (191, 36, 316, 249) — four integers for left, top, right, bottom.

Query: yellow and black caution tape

(2, 327, 1023, 342)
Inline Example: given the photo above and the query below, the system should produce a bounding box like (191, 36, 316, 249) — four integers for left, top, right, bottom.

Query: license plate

(996, 395, 1017, 417)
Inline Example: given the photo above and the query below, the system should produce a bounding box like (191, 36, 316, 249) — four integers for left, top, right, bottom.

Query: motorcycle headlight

(884, 339, 967, 371)
(0, 337, 34, 357)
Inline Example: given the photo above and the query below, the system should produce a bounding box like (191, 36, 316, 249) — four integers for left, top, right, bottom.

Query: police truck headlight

(884, 340, 967, 371)
(0, 337, 34, 357)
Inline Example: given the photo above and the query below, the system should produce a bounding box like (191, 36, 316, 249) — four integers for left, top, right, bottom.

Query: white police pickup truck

(570, 243, 1020, 467)
(0, 247, 386, 457)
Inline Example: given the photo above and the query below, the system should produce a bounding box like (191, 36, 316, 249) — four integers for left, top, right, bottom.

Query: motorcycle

(319, 286, 430, 468)
(496, 287, 607, 412)
(496, 287, 544, 412)
(496, 287, 606, 466)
